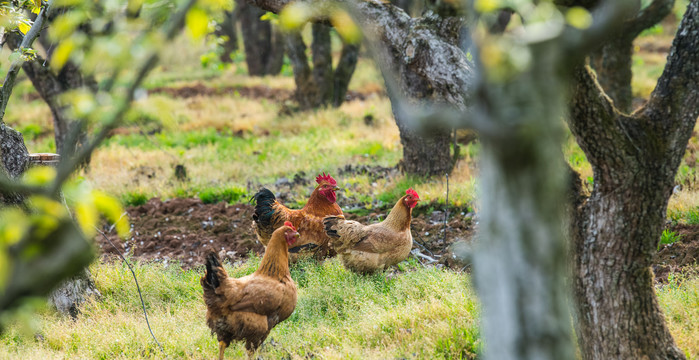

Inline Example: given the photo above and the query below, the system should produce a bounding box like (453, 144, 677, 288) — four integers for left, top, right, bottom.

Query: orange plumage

(201, 223, 299, 359)
(252, 173, 343, 259)
(323, 189, 420, 273)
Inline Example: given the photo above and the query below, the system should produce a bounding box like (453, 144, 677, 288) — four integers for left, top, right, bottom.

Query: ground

(97, 193, 697, 283)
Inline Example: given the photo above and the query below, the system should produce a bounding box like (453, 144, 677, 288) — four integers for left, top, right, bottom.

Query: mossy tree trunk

(567, 2, 699, 358)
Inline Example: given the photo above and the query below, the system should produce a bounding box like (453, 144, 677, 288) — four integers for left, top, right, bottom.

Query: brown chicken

(201, 222, 299, 359)
(252, 172, 343, 259)
(323, 188, 420, 273)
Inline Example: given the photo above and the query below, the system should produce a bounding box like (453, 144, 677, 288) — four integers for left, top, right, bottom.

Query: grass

(0, 258, 481, 359)
(0, 257, 697, 359)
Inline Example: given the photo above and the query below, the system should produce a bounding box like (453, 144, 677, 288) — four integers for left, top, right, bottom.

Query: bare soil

(97, 196, 698, 282)
(96, 197, 475, 270)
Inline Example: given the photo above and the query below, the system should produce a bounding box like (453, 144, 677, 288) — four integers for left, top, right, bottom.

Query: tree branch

(625, 0, 675, 38)
(561, 0, 639, 60)
(640, 0, 699, 152)
(0, 0, 54, 125)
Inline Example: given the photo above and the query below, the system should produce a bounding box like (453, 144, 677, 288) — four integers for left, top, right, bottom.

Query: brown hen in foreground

(252, 172, 343, 259)
(323, 188, 420, 273)
(201, 222, 299, 359)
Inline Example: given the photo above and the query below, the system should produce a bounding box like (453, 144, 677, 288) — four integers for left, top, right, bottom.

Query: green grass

(659, 229, 683, 249)
(0, 258, 481, 359)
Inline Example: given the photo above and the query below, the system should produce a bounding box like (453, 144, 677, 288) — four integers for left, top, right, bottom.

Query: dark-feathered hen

(252, 173, 343, 259)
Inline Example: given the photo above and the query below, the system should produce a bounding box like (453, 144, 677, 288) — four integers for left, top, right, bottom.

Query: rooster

(323, 188, 420, 273)
(201, 222, 299, 359)
(252, 172, 343, 259)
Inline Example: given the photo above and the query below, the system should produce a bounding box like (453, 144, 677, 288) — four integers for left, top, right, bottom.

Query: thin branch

(48, 0, 196, 198)
(0, 0, 55, 125)
(561, 0, 639, 61)
(626, 0, 675, 38)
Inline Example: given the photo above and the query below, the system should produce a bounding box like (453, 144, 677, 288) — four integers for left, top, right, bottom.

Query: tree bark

(590, 0, 674, 113)
(214, 10, 239, 63)
(567, 2, 699, 358)
(237, 0, 284, 76)
(48, 268, 100, 319)
(285, 31, 319, 109)
(311, 23, 334, 105)
(0, 125, 29, 205)
(333, 42, 359, 106)
(6, 33, 92, 163)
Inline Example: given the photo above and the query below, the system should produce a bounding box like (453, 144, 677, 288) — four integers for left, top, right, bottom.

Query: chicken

(201, 222, 299, 359)
(252, 172, 343, 259)
(323, 188, 420, 273)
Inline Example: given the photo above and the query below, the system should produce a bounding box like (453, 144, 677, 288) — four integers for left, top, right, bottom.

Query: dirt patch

(97, 198, 263, 268)
(97, 198, 698, 281)
(653, 224, 699, 282)
(96, 197, 474, 269)
(148, 82, 384, 103)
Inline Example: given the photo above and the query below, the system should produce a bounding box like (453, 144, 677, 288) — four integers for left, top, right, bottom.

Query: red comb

(315, 172, 337, 186)
(406, 188, 419, 199)
(284, 221, 297, 232)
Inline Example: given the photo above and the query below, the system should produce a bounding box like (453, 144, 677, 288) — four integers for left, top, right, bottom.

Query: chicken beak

(333, 186, 341, 191)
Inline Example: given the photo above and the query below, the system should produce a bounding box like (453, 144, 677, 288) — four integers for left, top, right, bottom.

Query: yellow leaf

(93, 191, 130, 238)
(330, 10, 362, 44)
(22, 166, 56, 186)
(28, 196, 66, 219)
(474, 0, 499, 13)
(75, 201, 97, 238)
(18, 22, 31, 35)
(0, 208, 29, 246)
(33, 0, 42, 9)
(566, 7, 592, 30)
(279, 2, 312, 31)
(50, 39, 75, 70)
(185, 7, 209, 40)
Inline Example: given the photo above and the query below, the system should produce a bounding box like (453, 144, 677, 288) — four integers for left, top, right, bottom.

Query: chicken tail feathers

(252, 188, 281, 235)
(204, 252, 222, 289)
(323, 216, 342, 239)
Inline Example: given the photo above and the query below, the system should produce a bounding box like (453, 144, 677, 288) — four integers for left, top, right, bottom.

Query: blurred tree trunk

(589, 0, 674, 113)
(567, 2, 698, 358)
(214, 10, 239, 63)
(0, 125, 29, 205)
(6, 33, 93, 164)
(285, 24, 359, 109)
(237, 0, 284, 76)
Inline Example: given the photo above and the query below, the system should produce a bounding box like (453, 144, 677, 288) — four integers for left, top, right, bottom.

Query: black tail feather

(251, 188, 277, 227)
(205, 252, 221, 289)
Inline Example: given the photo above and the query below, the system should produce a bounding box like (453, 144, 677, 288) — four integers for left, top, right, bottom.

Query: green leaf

(566, 7, 592, 30)
(93, 191, 130, 238)
(50, 38, 75, 70)
(22, 166, 56, 186)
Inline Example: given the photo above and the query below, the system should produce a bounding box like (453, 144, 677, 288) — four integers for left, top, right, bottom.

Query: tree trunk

(473, 39, 576, 360)
(238, 0, 272, 76)
(0, 125, 29, 205)
(6, 33, 92, 163)
(48, 268, 100, 319)
(589, 0, 674, 113)
(311, 23, 334, 106)
(285, 31, 319, 109)
(215, 10, 238, 63)
(333, 42, 359, 107)
(237, 0, 284, 76)
(567, 2, 699, 357)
